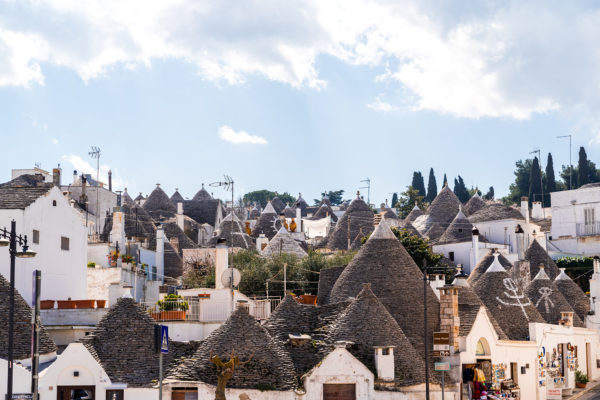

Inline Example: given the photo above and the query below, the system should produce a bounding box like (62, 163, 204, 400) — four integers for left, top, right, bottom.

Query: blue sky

(1, 1, 599, 204)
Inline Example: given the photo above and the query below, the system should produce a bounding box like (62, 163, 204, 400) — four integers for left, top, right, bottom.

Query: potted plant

(95, 299, 107, 308)
(87, 262, 96, 268)
(108, 251, 119, 267)
(576, 370, 589, 388)
(154, 294, 189, 321)
(40, 300, 55, 309)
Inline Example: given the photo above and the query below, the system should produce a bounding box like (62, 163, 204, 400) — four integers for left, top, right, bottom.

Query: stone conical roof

(463, 193, 486, 216)
(525, 240, 560, 280)
(143, 184, 176, 218)
(251, 201, 282, 240)
(249, 204, 261, 219)
(211, 212, 254, 249)
(327, 284, 426, 386)
(262, 227, 308, 258)
(526, 267, 584, 326)
(467, 250, 513, 285)
(170, 189, 184, 204)
(472, 267, 544, 340)
(122, 188, 134, 205)
(555, 268, 590, 321)
(169, 307, 297, 390)
(264, 295, 316, 342)
(435, 208, 473, 244)
(311, 202, 338, 222)
(283, 203, 296, 218)
(0, 274, 56, 359)
(271, 196, 286, 214)
(329, 220, 439, 355)
(326, 194, 374, 250)
(292, 193, 309, 217)
(426, 185, 460, 227)
(192, 184, 212, 201)
(134, 192, 145, 202)
(404, 203, 423, 224)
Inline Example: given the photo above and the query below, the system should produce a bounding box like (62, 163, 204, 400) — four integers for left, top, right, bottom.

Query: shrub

(157, 294, 189, 311)
(87, 262, 95, 268)
(576, 370, 589, 384)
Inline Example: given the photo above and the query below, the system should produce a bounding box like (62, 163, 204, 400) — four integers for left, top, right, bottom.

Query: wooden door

(587, 343, 592, 377)
(323, 384, 356, 400)
(57, 386, 95, 400)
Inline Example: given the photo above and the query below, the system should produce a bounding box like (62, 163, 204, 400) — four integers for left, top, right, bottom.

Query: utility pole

(423, 259, 430, 400)
(360, 177, 371, 206)
(557, 134, 572, 190)
(31, 270, 41, 400)
(89, 146, 101, 235)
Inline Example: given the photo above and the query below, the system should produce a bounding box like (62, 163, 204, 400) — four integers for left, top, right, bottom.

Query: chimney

(521, 197, 530, 223)
(560, 311, 574, 327)
(170, 237, 179, 253)
(52, 167, 61, 187)
(374, 346, 395, 381)
(215, 238, 228, 289)
(295, 207, 302, 232)
(471, 226, 480, 272)
(532, 201, 543, 219)
(438, 286, 461, 352)
(515, 224, 525, 260)
(155, 225, 165, 281)
(80, 174, 88, 205)
(108, 170, 112, 192)
(589, 257, 600, 314)
(176, 202, 184, 231)
(429, 274, 445, 300)
(256, 234, 268, 252)
(110, 209, 126, 248)
(73, 170, 78, 184)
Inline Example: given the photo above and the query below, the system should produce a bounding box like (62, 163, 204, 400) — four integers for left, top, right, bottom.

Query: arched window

(52, 200, 57, 207)
(476, 337, 490, 356)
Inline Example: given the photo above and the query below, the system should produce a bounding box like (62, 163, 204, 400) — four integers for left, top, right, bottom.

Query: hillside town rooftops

(468, 203, 524, 223)
(143, 184, 177, 218)
(326, 193, 374, 250)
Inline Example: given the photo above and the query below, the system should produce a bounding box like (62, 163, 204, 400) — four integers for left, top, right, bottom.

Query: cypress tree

(411, 171, 426, 198)
(529, 157, 542, 204)
(391, 192, 398, 208)
(426, 168, 438, 202)
(578, 146, 590, 188)
(443, 174, 448, 187)
(453, 176, 469, 203)
(545, 153, 556, 206)
(484, 186, 494, 200)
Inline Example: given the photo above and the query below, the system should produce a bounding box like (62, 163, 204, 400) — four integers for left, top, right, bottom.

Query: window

(171, 389, 198, 400)
(106, 390, 124, 400)
(61, 236, 70, 251)
(323, 384, 356, 400)
(32, 230, 39, 244)
(52, 200, 57, 207)
(449, 252, 455, 261)
(585, 208, 595, 226)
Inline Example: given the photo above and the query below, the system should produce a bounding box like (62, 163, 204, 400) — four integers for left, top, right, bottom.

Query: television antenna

(360, 177, 371, 206)
(89, 146, 101, 234)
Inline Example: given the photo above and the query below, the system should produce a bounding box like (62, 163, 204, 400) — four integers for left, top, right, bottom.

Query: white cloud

(2, 0, 600, 126)
(367, 97, 393, 113)
(51, 138, 58, 144)
(218, 125, 267, 145)
(61, 154, 127, 190)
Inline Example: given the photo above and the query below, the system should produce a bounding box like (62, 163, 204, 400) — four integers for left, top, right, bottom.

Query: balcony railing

(576, 222, 600, 237)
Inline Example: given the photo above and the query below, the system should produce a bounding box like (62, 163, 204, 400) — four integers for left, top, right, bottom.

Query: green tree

(545, 153, 556, 206)
(578, 147, 590, 187)
(504, 159, 533, 204)
(453, 176, 469, 203)
(411, 171, 426, 198)
(391, 192, 399, 208)
(484, 186, 494, 200)
(397, 186, 426, 218)
(426, 168, 438, 202)
(242, 190, 296, 208)
(314, 190, 344, 205)
(529, 157, 542, 205)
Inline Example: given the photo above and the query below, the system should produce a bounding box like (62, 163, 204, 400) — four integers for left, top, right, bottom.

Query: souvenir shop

(536, 343, 577, 399)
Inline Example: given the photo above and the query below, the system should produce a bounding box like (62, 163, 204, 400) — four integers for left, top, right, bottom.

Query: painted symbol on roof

(536, 287, 555, 314)
(496, 278, 532, 320)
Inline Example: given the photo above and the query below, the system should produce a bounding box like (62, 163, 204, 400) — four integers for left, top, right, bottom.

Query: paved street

(577, 386, 600, 400)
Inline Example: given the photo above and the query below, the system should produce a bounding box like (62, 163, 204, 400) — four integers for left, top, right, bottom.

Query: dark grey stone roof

(210, 212, 254, 249)
(249, 205, 261, 219)
(0, 274, 56, 359)
(292, 194, 309, 217)
(555, 269, 590, 321)
(435, 209, 473, 244)
(580, 183, 600, 189)
(183, 199, 221, 227)
(271, 196, 286, 214)
(326, 196, 374, 250)
(467, 250, 513, 285)
(164, 240, 183, 278)
(463, 194, 486, 217)
(455, 283, 508, 340)
(317, 266, 346, 305)
(468, 203, 524, 223)
(327, 284, 426, 386)
(328, 221, 440, 356)
(526, 269, 584, 327)
(472, 267, 544, 341)
(143, 185, 177, 219)
(0, 174, 51, 188)
(399, 222, 422, 238)
(192, 185, 212, 201)
(262, 228, 307, 258)
(424, 186, 460, 233)
(0, 186, 53, 209)
(80, 298, 199, 387)
(170, 190, 184, 204)
(310, 203, 338, 222)
(170, 307, 297, 390)
(525, 240, 560, 280)
(134, 193, 145, 202)
(251, 202, 282, 240)
(163, 221, 198, 252)
(404, 205, 423, 224)
(122, 190, 134, 205)
(383, 207, 398, 220)
(102, 202, 157, 249)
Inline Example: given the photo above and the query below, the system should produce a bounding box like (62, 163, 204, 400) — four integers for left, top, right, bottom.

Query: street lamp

(0, 220, 36, 399)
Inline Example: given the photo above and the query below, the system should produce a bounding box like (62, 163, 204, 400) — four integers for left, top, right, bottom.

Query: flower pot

(298, 294, 317, 305)
(40, 300, 55, 309)
(576, 382, 587, 388)
(57, 300, 76, 309)
(198, 294, 210, 299)
(96, 300, 107, 308)
(74, 300, 95, 309)
(150, 310, 186, 321)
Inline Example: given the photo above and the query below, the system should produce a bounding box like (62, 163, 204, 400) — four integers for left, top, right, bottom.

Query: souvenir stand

(538, 344, 577, 399)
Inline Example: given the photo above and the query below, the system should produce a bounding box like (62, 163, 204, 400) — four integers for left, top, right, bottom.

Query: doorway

(57, 386, 95, 400)
(587, 343, 592, 377)
(323, 384, 356, 400)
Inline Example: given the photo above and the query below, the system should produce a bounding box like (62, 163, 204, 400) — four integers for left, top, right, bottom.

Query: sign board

(434, 362, 450, 371)
(160, 325, 169, 354)
(433, 332, 450, 344)
(546, 388, 562, 399)
(11, 394, 34, 400)
(432, 350, 450, 357)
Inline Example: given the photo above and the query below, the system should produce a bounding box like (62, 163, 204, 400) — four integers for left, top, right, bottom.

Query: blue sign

(160, 325, 168, 354)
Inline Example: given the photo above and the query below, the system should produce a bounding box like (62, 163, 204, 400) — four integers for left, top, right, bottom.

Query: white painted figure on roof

(496, 277, 532, 319)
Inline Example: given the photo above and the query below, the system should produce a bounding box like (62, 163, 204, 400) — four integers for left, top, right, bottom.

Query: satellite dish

(221, 267, 241, 288)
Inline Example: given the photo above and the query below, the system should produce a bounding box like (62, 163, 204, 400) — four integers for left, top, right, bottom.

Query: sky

(1, 0, 600, 205)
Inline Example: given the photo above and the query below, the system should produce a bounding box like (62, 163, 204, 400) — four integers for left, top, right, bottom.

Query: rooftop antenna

(360, 177, 371, 206)
(557, 134, 572, 190)
(89, 146, 101, 235)
(210, 175, 236, 312)
(529, 148, 545, 219)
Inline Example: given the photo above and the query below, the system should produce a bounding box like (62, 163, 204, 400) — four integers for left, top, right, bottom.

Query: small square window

(458, 228, 463, 233)
(449, 252, 455, 261)
(32, 230, 39, 244)
(61, 236, 70, 251)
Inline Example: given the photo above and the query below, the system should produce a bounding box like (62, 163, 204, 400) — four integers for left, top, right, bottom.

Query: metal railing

(576, 222, 600, 237)
(141, 296, 281, 323)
